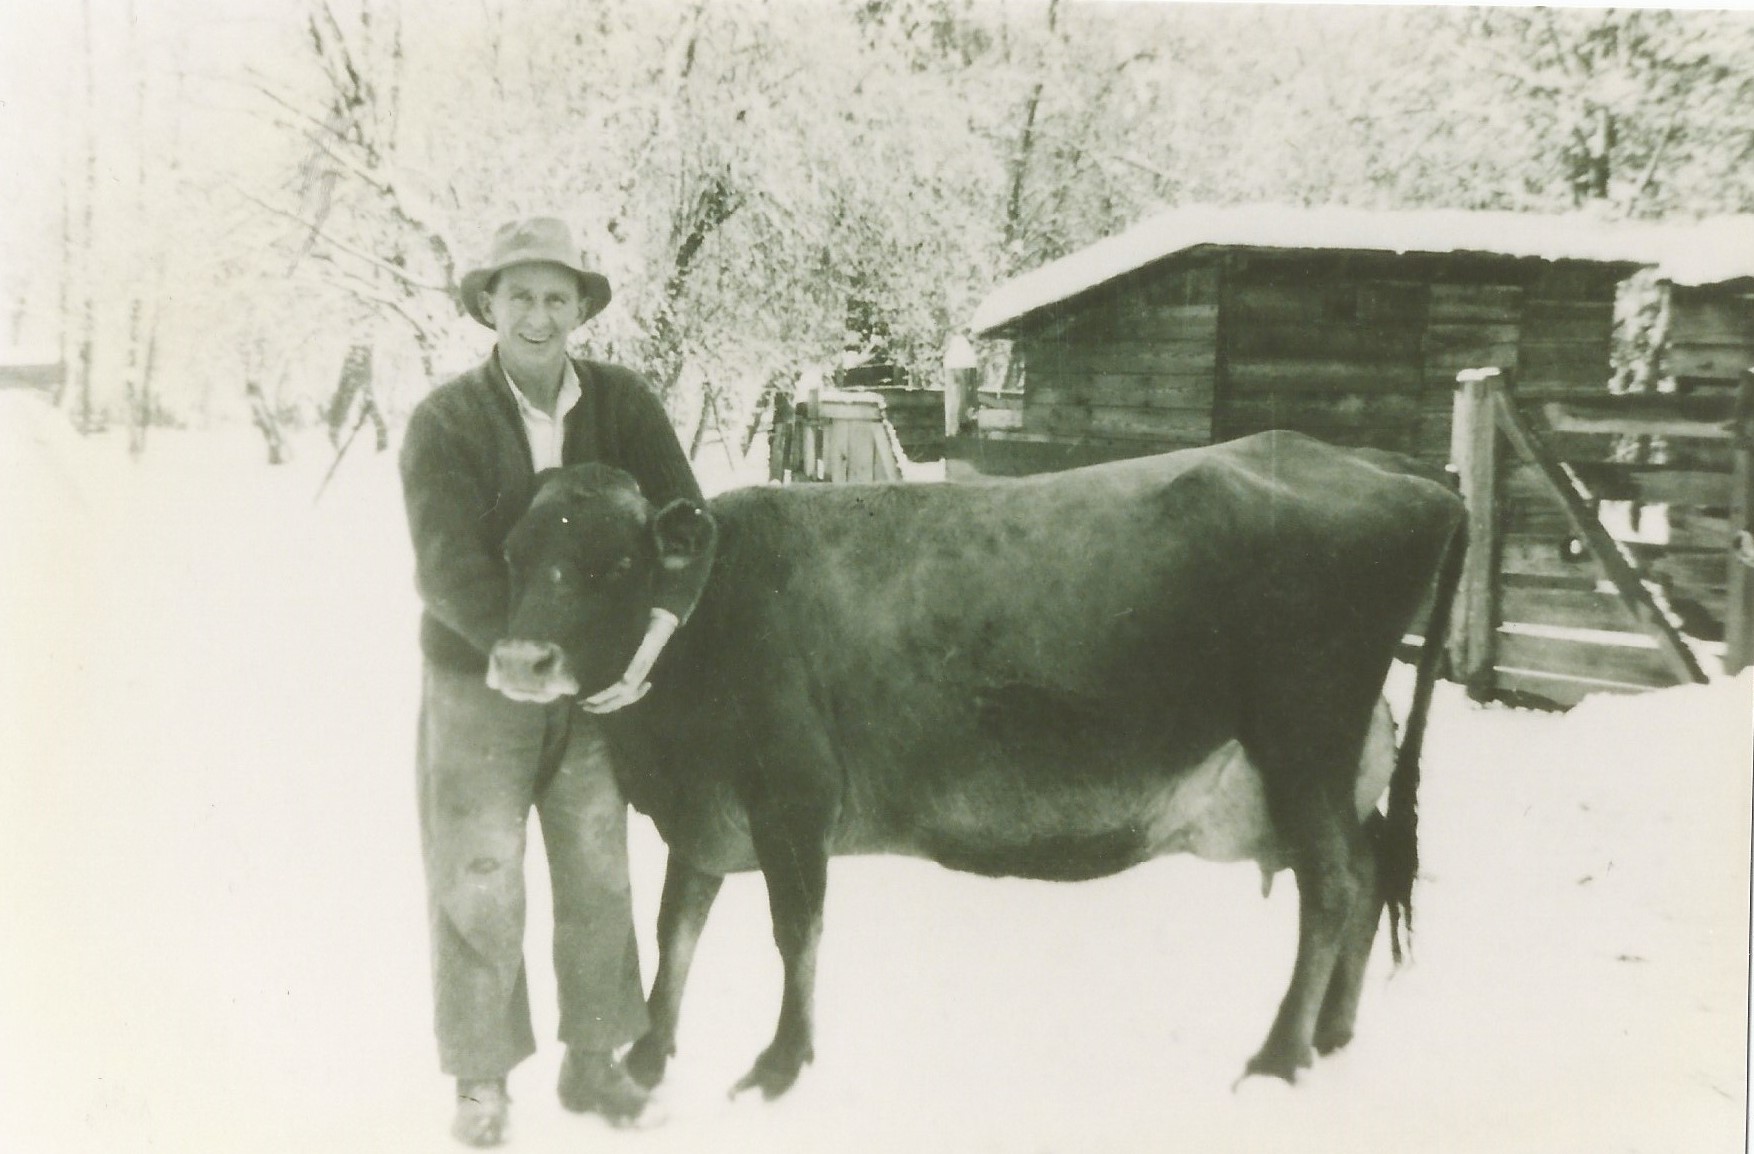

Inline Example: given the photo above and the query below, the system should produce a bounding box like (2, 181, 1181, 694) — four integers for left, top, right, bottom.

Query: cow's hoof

(558, 1048, 650, 1125)
(1241, 1042, 1310, 1086)
(1312, 1022, 1354, 1057)
(729, 1043, 813, 1101)
(623, 1032, 673, 1090)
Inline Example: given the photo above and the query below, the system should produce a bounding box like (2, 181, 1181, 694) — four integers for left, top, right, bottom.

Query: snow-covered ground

(1, 391, 1749, 1154)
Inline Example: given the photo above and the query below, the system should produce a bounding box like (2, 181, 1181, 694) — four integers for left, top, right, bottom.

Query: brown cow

(488, 431, 1466, 1100)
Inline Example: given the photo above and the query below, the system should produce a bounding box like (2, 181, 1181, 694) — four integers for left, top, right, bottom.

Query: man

(400, 217, 701, 1146)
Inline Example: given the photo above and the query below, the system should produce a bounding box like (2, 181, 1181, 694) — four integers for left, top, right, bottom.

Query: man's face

(480, 262, 588, 383)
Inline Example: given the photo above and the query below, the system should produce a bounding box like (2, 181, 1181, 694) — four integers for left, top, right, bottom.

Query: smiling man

(398, 217, 701, 1146)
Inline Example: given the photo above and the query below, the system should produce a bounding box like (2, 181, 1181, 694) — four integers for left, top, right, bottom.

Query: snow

(970, 205, 1754, 336)
(1, 389, 1749, 1154)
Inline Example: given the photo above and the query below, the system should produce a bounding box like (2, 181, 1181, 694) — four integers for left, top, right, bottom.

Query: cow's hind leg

(1245, 802, 1364, 1082)
(625, 857, 723, 1089)
(732, 795, 831, 1100)
(1312, 812, 1385, 1056)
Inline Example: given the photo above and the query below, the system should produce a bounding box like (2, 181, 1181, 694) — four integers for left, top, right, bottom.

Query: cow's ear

(650, 499, 718, 624)
(653, 499, 717, 570)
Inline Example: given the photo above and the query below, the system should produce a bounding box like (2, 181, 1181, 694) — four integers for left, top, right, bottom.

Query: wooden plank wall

(1517, 264, 1621, 399)
(1652, 286, 1754, 632)
(867, 386, 946, 462)
(1009, 261, 1219, 457)
(1668, 285, 1754, 385)
(1211, 253, 1429, 455)
(1420, 283, 1520, 461)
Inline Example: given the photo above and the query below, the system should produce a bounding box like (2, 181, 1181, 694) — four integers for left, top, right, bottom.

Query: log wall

(1003, 260, 1220, 461)
(1212, 252, 1429, 456)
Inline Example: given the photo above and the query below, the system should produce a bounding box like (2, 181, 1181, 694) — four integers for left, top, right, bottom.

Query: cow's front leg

(732, 797, 831, 1100)
(625, 856, 723, 1090)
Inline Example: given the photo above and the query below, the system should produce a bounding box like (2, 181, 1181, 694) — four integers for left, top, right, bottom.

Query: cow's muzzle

(486, 640, 580, 704)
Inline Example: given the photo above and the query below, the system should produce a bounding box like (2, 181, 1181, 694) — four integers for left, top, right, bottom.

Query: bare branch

(1539, 8, 1581, 84)
(245, 91, 453, 285)
(303, 256, 436, 333)
(236, 72, 353, 147)
(229, 182, 451, 293)
(1629, 111, 1685, 213)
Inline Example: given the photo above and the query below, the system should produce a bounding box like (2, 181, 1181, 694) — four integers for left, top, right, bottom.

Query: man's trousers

(417, 661, 649, 1080)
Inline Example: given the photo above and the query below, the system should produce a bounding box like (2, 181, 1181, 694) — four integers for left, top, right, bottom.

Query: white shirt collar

(502, 356, 581, 472)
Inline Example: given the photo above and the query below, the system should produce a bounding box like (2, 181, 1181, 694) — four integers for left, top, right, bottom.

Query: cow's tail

(1380, 514, 1468, 965)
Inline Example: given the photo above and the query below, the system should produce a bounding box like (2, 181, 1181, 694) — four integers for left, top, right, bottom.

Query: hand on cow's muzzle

(580, 676, 651, 714)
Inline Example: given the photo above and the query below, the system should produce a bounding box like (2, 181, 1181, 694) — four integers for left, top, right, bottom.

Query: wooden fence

(768, 389, 905, 484)
(1446, 367, 1754, 707)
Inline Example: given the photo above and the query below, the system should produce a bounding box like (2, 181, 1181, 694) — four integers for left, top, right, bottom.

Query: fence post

(768, 393, 795, 483)
(1451, 368, 1505, 699)
(943, 334, 980, 438)
(1726, 370, 1754, 674)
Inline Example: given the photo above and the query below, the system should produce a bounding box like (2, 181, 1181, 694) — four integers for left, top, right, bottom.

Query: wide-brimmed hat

(459, 217, 612, 327)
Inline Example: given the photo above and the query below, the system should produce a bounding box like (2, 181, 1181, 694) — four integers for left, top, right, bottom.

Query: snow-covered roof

(971, 205, 1754, 337)
(1653, 216, 1754, 290)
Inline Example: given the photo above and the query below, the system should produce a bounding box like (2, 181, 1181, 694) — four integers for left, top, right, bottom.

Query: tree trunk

(246, 378, 290, 466)
(1004, 82, 1043, 256)
(650, 171, 741, 397)
(124, 299, 150, 457)
(1001, 0, 1060, 266)
(75, 0, 99, 433)
(1571, 104, 1615, 204)
(54, 135, 72, 411)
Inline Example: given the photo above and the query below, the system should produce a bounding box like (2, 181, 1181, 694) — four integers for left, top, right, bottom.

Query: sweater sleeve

(399, 402, 510, 656)
(607, 370, 710, 624)
(615, 370, 705, 509)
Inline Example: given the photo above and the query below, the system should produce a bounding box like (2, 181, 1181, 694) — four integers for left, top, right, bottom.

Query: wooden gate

(1446, 368, 1754, 707)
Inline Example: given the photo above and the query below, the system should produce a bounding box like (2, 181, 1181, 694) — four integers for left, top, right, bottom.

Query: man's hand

(580, 677, 651, 714)
(578, 609, 679, 715)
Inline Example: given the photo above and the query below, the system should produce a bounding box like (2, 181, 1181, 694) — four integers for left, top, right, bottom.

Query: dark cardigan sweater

(400, 352, 703, 674)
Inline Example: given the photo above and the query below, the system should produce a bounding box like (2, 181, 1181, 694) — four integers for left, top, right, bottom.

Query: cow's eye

(579, 555, 633, 584)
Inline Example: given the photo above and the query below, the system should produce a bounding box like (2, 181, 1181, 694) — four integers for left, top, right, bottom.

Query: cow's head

(488, 464, 717, 704)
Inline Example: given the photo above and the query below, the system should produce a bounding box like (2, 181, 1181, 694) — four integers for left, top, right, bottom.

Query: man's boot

(452, 1077, 510, 1147)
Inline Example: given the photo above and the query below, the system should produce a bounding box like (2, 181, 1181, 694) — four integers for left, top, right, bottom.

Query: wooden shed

(952, 206, 1710, 477)
(954, 206, 1754, 702)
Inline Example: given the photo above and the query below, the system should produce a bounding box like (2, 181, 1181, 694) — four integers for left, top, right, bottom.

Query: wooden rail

(1448, 368, 1719, 706)
(1490, 384, 1707, 686)
(1541, 394, 1737, 441)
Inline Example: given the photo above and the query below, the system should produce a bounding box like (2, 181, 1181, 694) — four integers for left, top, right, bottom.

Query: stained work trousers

(417, 662, 649, 1080)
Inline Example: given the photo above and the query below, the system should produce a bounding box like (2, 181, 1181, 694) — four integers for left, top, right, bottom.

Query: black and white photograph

(2, 1, 1752, 1151)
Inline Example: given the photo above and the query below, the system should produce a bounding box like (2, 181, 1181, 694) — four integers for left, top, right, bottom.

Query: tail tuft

(1380, 515, 1468, 966)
